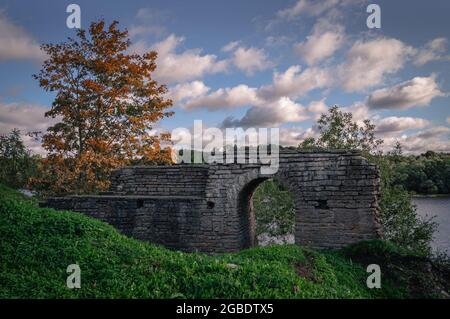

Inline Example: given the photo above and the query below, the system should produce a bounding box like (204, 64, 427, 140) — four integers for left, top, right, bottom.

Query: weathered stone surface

(42, 150, 382, 254)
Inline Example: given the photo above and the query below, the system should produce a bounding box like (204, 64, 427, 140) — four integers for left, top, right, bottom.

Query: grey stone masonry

(42, 149, 382, 254)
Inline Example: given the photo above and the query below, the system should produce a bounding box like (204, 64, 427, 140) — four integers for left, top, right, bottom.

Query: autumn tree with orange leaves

(32, 20, 173, 194)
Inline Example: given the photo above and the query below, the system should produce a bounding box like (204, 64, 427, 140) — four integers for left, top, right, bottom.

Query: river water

(258, 197, 450, 252)
(413, 197, 450, 253)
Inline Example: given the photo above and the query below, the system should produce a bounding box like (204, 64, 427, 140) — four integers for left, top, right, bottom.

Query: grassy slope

(0, 184, 447, 299)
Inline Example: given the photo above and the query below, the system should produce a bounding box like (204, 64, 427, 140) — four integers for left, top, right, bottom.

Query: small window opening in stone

(137, 199, 144, 208)
(207, 201, 215, 209)
(316, 200, 329, 209)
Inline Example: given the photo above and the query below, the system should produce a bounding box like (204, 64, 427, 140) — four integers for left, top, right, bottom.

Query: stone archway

(249, 178, 297, 247)
(43, 150, 382, 254)
(237, 177, 269, 249)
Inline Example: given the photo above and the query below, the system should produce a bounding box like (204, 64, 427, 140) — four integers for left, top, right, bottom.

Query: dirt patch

(295, 251, 317, 282)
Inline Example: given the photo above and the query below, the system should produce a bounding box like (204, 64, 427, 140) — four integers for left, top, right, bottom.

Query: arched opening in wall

(238, 178, 295, 249)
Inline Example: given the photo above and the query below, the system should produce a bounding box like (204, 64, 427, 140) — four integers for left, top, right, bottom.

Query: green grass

(0, 184, 447, 299)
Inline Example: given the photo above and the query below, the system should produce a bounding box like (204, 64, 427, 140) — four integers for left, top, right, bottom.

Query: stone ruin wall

(43, 150, 382, 254)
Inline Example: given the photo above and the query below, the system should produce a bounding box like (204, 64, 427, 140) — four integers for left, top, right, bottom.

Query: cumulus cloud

(197, 65, 331, 108)
(0, 102, 55, 134)
(167, 81, 210, 104)
(306, 99, 329, 120)
(180, 65, 331, 114)
(222, 42, 274, 75)
(0, 102, 57, 155)
(294, 20, 345, 65)
(307, 99, 328, 114)
(411, 126, 450, 140)
(338, 38, 415, 92)
(388, 127, 450, 153)
(339, 102, 430, 136)
(259, 65, 331, 100)
(278, 126, 317, 146)
(184, 84, 261, 111)
(131, 34, 228, 84)
(221, 97, 309, 128)
(341, 101, 371, 123)
(231, 46, 273, 75)
(414, 37, 450, 66)
(375, 116, 429, 134)
(0, 11, 45, 62)
(367, 75, 445, 110)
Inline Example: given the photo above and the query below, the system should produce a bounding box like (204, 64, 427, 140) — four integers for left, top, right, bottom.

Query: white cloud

(231, 46, 273, 75)
(0, 12, 45, 62)
(367, 75, 445, 110)
(128, 25, 166, 38)
(306, 99, 329, 123)
(338, 38, 415, 92)
(180, 65, 331, 112)
(294, 21, 345, 65)
(221, 97, 310, 128)
(128, 8, 169, 39)
(375, 116, 429, 134)
(389, 127, 450, 153)
(341, 101, 371, 123)
(0, 102, 55, 134)
(184, 84, 261, 111)
(0, 102, 58, 155)
(307, 99, 328, 114)
(222, 41, 241, 52)
(222, 42, 273, 75)
(167, 81, 210, 104)
(411, 126, 450, 140)
(447, 117, 450, 125)
(277, 0, 365, 20)
(131, 34, 229, 84)
(259, 65, 331, 100)
(277, 0, 340, 19)
(278, 126, 317, 146)
(414, 37, 450, 66)
(338, 102, 429, 136)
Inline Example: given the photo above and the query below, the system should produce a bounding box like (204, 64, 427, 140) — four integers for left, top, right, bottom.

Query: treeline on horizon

(389, 151, 450, 195)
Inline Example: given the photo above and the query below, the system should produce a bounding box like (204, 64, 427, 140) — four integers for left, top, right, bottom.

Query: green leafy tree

(298, 105, 383, 155)
(388, 141, 403, 164)
(391, 152, 450, 194)
(0, 129, 38, 188)
(253, 180, 295, 242)
(379, 152, 437, 256)
(296, 106, 436, 255)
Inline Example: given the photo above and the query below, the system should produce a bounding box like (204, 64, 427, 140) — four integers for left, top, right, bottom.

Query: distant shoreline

(412, 194, 450, 199)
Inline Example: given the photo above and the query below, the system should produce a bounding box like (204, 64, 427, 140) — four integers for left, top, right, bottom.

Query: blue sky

(0, 0, 449, 154)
